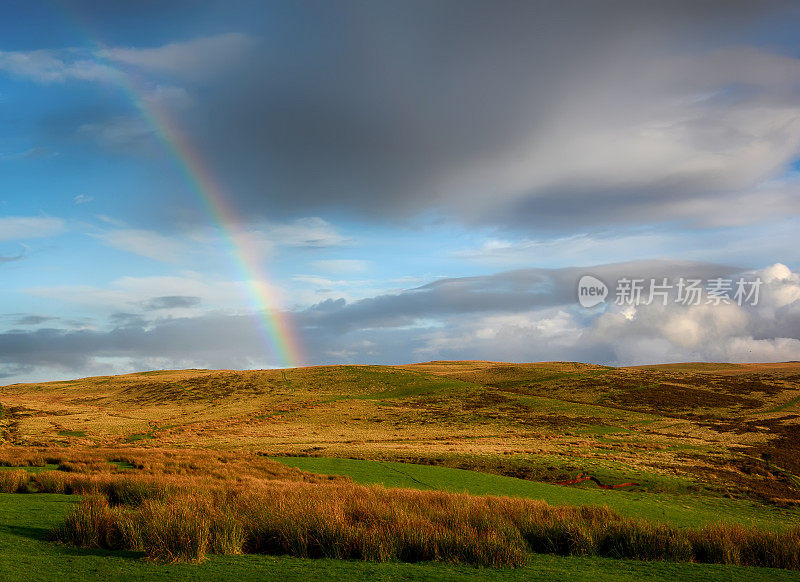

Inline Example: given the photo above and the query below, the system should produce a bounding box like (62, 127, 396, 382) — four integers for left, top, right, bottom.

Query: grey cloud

(0, 315, 267, 375)
(141, 295, 202, 311)
(2, 259, 772, 383)
(9, 2, 796, 233)
(109, 313, 148, 327)
(13, 315, 58, 326)
(160, 0, 800, 232)
(3, 2, 796, 234)
(296, 260, 742, 333)
(0, 252, 24, 264)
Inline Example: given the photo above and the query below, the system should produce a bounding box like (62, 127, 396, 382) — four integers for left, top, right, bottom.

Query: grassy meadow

(2, 361, 800, 579)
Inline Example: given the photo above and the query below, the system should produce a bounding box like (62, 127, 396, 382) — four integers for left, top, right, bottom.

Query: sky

(2, 0, 800, 383)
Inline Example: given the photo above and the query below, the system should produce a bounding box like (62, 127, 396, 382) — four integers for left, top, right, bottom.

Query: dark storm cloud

(141, 295, 202, 310)
(6, 2, 798, 231)
(146, 0, 800, 231)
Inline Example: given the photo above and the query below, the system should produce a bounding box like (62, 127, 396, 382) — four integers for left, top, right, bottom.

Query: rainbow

(127, 95, 304, 369)
(58, 9, 303, 368)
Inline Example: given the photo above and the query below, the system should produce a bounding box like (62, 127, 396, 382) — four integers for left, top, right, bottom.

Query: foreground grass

(272, 457, 800, 530)
(4, 448, 797, 570)
(2, 494, 799, 582)
(43, 471, 800, 570)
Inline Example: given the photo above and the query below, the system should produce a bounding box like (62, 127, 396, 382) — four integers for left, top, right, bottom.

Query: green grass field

(2, 493, 799, 582)
(272, 456, 800, 530)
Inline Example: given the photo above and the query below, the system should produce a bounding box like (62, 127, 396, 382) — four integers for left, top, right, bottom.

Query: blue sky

(2, 1, 800, 383)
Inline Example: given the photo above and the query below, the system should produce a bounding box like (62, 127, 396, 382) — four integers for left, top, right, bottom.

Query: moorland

(2, 361, 800, 580)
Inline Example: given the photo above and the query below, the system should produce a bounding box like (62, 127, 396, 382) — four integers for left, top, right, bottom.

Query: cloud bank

(2, 261, 798, 383)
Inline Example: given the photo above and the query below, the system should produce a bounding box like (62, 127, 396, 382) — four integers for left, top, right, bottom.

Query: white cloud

(456, 233, 675, 267)
(416, 308, 584, 358)
(100, 33, 257, 81)
(0, 216, 65, 240)
(24, 274, 245, 314)
(265, 217, 350, 248)
(0, 34, 255, 87)
(95, 229, 185, 262)
(73, 194, 93, 205)
(0, 48, 115, 83)
(580, 263, 800, 364)
(76, 84, 191, 150)
(288, 273, 401, 307)
(90, 219, 351, 298)
(292, 275, 344, 287)
(202, 217, 350, 263)
(0, 147, 55, 161)
(5, 261, 800, 382)
(94, 215, 128, 228)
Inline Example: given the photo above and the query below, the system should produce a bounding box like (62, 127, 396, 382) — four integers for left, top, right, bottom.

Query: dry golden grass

(0, 446, 349, 484)
(3, 361, 800, 504)
(51, 473, 800, 570)
(0, 469, 29, 492)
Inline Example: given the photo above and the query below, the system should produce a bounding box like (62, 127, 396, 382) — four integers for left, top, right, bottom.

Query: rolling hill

(2, 361, 800, 507)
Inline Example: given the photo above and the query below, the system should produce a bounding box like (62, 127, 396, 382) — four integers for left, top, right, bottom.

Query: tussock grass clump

(0, 450, 46, 467)
(56, 481, 530, 566)
(232, 483, 528, 567)
(0, 448, 107, 471)
(32, 470, 73, 494)
(498, 500, 695, 561)
(497, 497, 800, 569)
(55, 495, 120, 548)
(126, 497, 212, 562)
(33, 471, 176, 503)
(52, 476, 800, 570)
(688, 524, 800, 570)
(0, 469, 30, 493)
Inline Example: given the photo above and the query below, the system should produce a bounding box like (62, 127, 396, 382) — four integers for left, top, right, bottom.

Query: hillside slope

(2, 361, 800, 505)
